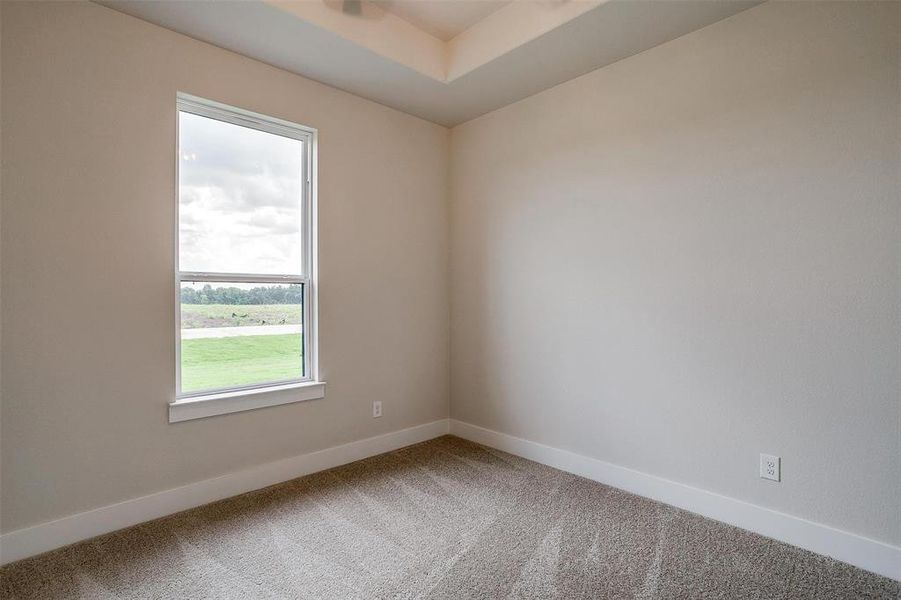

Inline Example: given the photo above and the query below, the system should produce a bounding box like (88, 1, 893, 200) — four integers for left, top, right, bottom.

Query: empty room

(1, 0, 899, 597)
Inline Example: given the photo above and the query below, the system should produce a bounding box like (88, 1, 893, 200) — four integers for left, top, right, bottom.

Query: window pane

(180, 282, 304, 393)
(178, 111, 304, 275)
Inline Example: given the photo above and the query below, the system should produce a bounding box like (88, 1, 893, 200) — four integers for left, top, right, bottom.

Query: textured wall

(1, 1, 449, 532)
(450, 1, 900, 545)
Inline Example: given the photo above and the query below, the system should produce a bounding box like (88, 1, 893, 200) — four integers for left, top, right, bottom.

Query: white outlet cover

(760, 453, 780, 482)
(372, 401, 382, 418)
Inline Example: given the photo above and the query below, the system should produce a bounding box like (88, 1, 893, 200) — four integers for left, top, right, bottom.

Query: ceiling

(373, 1, 510, 41)
(97, 0, 762, 127)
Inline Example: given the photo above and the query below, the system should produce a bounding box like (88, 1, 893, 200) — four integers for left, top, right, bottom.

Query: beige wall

(450, 1, 900, 545)
(0, 1, 449, 532)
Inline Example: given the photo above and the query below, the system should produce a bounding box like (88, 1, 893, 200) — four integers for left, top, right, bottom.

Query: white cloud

(178, 112, 304, 275)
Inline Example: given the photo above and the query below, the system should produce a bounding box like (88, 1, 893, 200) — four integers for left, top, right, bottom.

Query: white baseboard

(4, 418, 896, 581)
(450, 419, 900, 582)
(0, 419, 450, 566)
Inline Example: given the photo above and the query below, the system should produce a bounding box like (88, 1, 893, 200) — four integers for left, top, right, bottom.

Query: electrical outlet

(760, 453, 780, 482)
(372, 401, 382, 418)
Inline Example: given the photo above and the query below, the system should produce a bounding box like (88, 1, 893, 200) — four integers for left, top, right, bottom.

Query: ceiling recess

(97, 0, 762, 126)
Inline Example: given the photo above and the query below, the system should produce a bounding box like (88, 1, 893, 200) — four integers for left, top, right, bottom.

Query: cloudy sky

(178, 111, 304, 276)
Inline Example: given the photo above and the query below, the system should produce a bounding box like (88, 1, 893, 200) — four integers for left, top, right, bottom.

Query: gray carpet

(1, 436, 898, 599)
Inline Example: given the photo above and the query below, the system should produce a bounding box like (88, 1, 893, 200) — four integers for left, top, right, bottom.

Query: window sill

(169, 381, 326, 423)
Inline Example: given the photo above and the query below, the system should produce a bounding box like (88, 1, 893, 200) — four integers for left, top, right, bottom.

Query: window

(171, 94, 322, 422)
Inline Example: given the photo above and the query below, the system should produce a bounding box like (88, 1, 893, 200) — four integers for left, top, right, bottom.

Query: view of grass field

(181, 304, 302, 329)
(181, 333, 303, 392)
(180, 301, 304, 392)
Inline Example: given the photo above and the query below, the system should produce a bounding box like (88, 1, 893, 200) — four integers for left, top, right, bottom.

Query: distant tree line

(181, 284, 302, 305)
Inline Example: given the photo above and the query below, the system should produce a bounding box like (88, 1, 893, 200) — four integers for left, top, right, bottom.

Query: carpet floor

(1, 435, 898, 599)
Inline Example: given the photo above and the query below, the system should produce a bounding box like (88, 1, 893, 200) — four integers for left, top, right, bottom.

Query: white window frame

(170, 93, 323, 423)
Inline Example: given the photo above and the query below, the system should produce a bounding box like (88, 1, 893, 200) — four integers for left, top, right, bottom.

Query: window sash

(175, 93, 316, 399)
(178, 272, 307, 285)
(176, 278, 312, 399)
(177, 93, 314, 280)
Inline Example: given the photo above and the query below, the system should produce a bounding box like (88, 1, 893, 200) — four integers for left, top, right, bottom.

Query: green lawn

(181, 334, 303, 392)
(181, 304, 302, 329)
